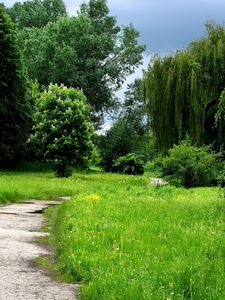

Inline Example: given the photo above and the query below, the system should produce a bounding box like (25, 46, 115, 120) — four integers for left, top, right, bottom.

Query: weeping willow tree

(215, 88, 225, 127)
(144, 22, 225, 152)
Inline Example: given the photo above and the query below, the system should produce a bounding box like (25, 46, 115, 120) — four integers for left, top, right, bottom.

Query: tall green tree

(8, 0, 67, 29)
(0, 7, 32, 166)
(99, 79, 152, 171)
(144, 23, 225, 152)
(123, 79, 148, 136)
(17, 0, 145, 126)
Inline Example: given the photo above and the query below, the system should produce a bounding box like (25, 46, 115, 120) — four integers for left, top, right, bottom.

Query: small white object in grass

(149, 177, 168, 186)
(56, 196, 71, 200)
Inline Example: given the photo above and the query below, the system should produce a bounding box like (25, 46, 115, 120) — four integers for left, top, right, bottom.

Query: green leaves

(28, 84, 95, 177)
(160, 138, 219, 187)
(112, 153, 145, 175)
(98, 79, 151, 172)
(215, 88, 225, 123)
(8, 0, 67, 29)
(16, 0, 145, 126)
(144, 23, 225, 151)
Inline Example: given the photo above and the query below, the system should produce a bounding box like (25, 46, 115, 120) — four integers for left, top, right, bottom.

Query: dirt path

(0, 200, 79, 300)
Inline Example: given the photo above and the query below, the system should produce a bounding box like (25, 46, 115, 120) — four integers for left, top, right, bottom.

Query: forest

(1, 0, 225, 299)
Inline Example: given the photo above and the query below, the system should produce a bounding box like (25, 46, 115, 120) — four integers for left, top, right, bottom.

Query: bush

(28, 84, 94, 177)
(160, 139, 219, 187)
(112, 153, 145, 175)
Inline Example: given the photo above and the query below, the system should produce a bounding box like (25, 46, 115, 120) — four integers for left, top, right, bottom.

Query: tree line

(4, 0, 145, 125)
(2, 0, 225, 177)
(0, 0, 145, 175)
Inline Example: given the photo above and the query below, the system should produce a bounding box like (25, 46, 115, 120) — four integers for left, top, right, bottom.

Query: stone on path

(149, 177, 168, 186)
(0, 200, 79, 300)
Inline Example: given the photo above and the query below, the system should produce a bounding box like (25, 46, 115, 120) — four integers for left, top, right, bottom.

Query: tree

(98, 119, 134, 172)
(0, 6, 32, 166)
(216, 88, 225, 122)
(28, 84, 95, 177)
(144, 23, 225, 152)
(123, 79, 148, 136)
(17, 0, 145, 126)
(98, 79, 152, 172)
(8, 0, 67, 29)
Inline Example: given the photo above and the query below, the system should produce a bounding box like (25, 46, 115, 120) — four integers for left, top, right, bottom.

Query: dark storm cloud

(107, 0, 225, 54)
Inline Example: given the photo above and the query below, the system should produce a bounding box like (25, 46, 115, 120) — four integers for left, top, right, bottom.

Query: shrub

(112, 153, 145, 175)
(161, 139, 219, 187)
(28, 84, 94, 177)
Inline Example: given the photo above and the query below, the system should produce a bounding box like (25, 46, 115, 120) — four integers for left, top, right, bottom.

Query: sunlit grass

(1, 169, 224, 299)
(0, 168, 108, 203)
(0, 170, 71, 203)
(49, 173, 225, 299)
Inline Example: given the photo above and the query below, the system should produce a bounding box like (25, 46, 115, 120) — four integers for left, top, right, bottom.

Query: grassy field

(0, 168, 92, 203)
(1, 169, 225, 299)
(49, 172, 225, 299)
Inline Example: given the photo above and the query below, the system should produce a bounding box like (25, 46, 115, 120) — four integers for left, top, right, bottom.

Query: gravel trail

(0, 200, 79, 300)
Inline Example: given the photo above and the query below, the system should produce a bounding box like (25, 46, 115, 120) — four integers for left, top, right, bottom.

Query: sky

(3, 0, 225, 128)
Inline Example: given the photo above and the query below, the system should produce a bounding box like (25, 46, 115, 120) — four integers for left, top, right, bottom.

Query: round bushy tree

(28, 84, 95, 177)
(0, 6, 32, 166)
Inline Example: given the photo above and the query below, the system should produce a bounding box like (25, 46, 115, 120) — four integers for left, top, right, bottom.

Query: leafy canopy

(28, 84, 94, 177)
(98, 79, 152, 172)
(17, 0, 145, 125)
(144, 23, 225, 151)
(8, 0, 67, 28)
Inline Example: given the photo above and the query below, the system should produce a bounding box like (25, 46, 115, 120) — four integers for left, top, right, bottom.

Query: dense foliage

(28, 84, 94, 177)
(216, 87, 225, 124)
(160, 139, 219, 187)
(17, 0, 145, 125)
(0, 7, 32, 167)
(144, 23, 225, 151)
(8, 0, 67, 28)
(112, 153, 145, 175)
(99, 80, 152, 171)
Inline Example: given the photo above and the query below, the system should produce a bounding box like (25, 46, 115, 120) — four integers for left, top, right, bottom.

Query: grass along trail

(0, 199, 79, 300)
(50, 175, 225, 299)
(1, 170, 225, 299)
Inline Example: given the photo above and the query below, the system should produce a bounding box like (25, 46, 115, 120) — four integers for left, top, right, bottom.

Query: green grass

(1, 169, 225, 299)
(49, 173, 225, 299)
(0, 168, 97, 203)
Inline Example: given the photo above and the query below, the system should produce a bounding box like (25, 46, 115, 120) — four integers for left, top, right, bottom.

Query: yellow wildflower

(86, 194, 101, 201)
